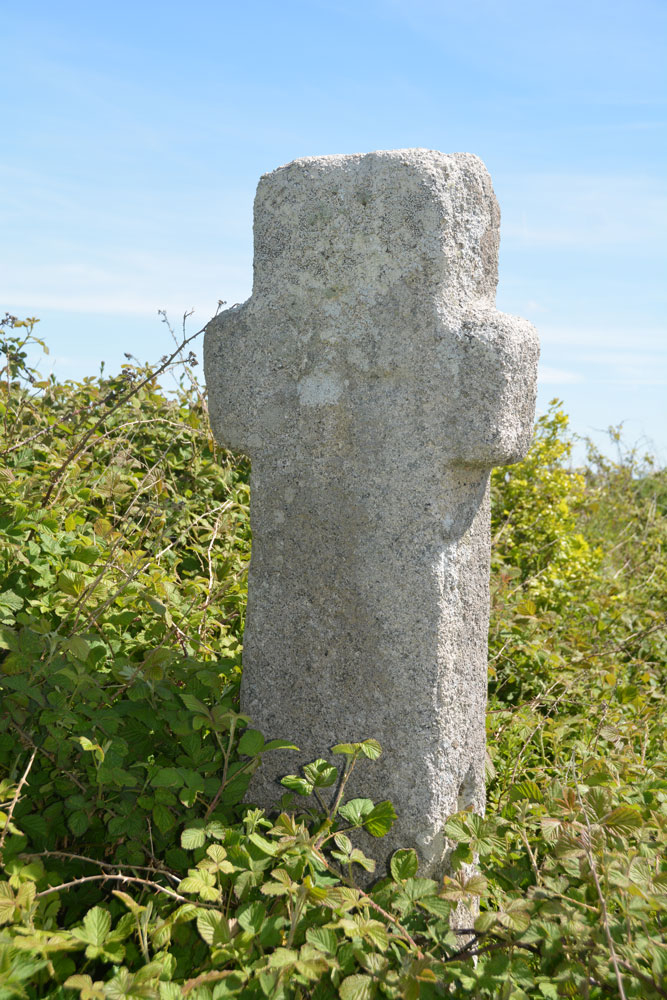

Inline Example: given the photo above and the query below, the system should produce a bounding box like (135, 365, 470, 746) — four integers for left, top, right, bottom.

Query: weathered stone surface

(204, 149, 539, 876)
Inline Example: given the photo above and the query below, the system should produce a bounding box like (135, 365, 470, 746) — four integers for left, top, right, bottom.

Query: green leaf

(263, 739, 299, 752)
(390, 849, 419, 883)
(306, 926, 338, 954)
(497, 900, 530, 932)
(78, 907, 111, 946)
(180, 693, 209, 716)
(509, 780, 544, 803)
(64, 975, 107, 1000)
(338, 798, 374, 826)
(339, 974, 376, 1000)
(331, 743, 359, 757)
(0, 882, 16, 925)
(364, 800, 397, 837)
(280, 775, 314, 796)
(196, 909, 231, 945)
(303, 758, 338, 788)
(358, 739, 382, 760)
(417, 896, 452, 918)
(181, 826, 206, 850)
(152, 803, 174, 833)
(0, 590, 23, 612)
(237, 728, 265, 755)
(77, 736, 104, 761)
(151, 767, 183, 788)
(474, 911, 497, 933)
(602, 804, 643, 834)
(444, 815, 471, 842)
(178, 868, 220, 901)
(248, 832, 279, 855)
(67, 809, 90, 836)
(268, 947, 299, 968)
(237, 900, 266, 934)
(65, 636, 91, 661)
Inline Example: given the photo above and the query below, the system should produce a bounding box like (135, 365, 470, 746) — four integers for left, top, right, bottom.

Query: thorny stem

(572, 762, 628, 1000)
(21, 850, 181, 883)
(33, 872, 217, 906)
(204, 737, 258, 821)
(0, 747, 37, 859)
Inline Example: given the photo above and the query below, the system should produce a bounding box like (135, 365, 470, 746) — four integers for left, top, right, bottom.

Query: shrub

(0, 315, 665, 998)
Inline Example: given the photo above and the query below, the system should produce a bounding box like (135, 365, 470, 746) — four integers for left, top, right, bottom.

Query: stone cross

(204, 149, 539, 876)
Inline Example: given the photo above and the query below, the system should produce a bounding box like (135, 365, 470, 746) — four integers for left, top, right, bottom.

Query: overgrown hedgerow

(0, 313, 665, 999)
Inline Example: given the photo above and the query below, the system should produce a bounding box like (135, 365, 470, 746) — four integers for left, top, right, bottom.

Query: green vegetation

(1, 313, 665, 998)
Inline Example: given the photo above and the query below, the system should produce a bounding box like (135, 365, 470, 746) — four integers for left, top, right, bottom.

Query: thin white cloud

(499, 173, 667, 250)
(538, 325, 666, 351)
(538, 366, 584, 385)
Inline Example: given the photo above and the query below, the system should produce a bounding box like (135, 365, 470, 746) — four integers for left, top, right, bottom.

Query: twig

(34, 872, 216, 907)
(43, 326, 204, 504)
(20, 850, 181, 884)
(182, 971, 234, 996)
(0, 748, 37, 857)
(313, 848, 424, 958)
(617, 958, 667, 999)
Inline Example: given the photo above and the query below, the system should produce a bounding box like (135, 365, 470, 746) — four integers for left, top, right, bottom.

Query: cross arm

(447, 307, 539, 469)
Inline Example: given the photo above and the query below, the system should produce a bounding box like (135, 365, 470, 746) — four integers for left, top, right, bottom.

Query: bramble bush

(0, 313, 665, 998)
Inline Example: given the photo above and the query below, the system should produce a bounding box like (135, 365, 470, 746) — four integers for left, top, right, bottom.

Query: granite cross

(204, 149, 539, 875)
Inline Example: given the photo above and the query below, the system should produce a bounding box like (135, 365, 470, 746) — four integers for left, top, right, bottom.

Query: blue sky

(3, 0, 666, 463)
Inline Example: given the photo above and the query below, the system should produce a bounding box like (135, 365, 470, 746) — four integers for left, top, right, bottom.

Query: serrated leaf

(339, 974, 376, 1000)
(205, 820, 226, 840)
(178, 869, 220, 901)
(77, 736, 104, 761)
(417, 896, 452, 918)
(0, 590, 23, 611)
(358, 739, 382, 760)
(303, 758, 338, 787)
(181, 826, 206, 849)
(463, 874, 488, 896)
(152, 803, 174, 833)
(75, 907, 111, 946)
(474, 911, 497, 932)
(602, 804, 643, 834)
(444, 815, 471, 842)
(206, 843, 228, 864)
(331, 742, 359, 756)
(364, 800, 396, 837)
(263, 739, 299, 751)
(68, 809, 90, 836)
(390, 848, 419, 881)
(269, 947, 299, 968)
(280, 775, 314, 796)
(497, 903, 530, 932)
(196, 909, 231, 945)
(349, 848, 376, 872)
(151, 766, 183, 788)
(180, 693, 210, 716)
(248, 832, 279, 855)
(64, 975, 107, 1000)
(338, 798, 374, 826)
(0, 882, 16, 925)
(66, 636, 90, 661)
(237, 728, 265, 755)
(306, 926, 338, 954)
(237, 900, 266, 933)
(509, 780, 543, 804)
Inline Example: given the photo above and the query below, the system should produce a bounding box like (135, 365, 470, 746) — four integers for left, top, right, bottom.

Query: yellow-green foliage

(0, 315, 665, 998)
